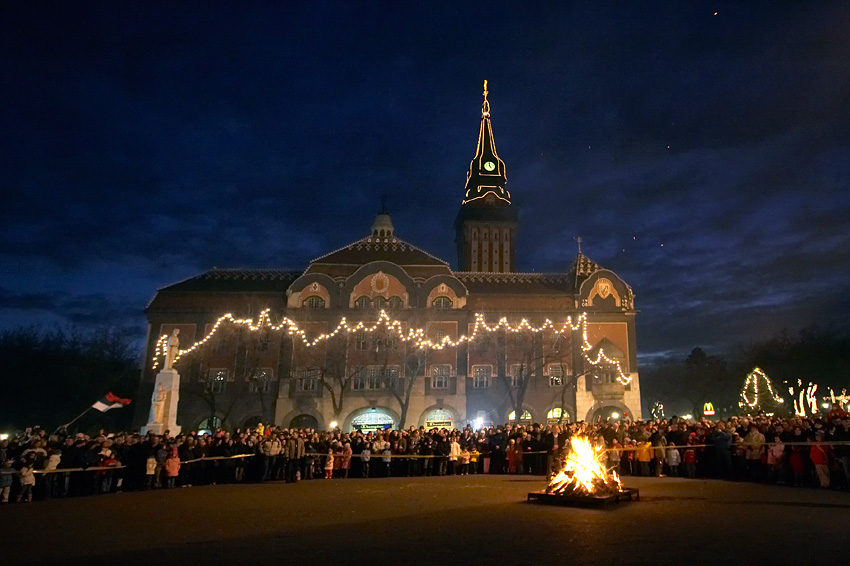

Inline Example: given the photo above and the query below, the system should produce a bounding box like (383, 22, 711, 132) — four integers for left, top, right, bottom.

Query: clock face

(484, 160, 496, 172)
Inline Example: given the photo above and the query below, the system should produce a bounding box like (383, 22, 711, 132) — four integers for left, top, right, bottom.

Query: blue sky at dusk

(2, 2, 849, 361)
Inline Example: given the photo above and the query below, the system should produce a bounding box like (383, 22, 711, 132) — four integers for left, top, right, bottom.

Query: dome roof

(371, 212, 394, 240)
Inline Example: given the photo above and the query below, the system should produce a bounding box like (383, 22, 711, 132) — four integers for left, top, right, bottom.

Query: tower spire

(460, 80, 510, 206)
(455, 82, 518, 273)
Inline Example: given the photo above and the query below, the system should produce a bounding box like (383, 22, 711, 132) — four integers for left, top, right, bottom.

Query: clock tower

(455, 81, 518, 273)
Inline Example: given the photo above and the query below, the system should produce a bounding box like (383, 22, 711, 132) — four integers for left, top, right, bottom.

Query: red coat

(810, 444, 830, 466)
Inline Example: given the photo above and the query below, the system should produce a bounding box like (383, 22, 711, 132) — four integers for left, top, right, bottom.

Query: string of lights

(739, 367, 785, 410)
(151, 309, 633, 384)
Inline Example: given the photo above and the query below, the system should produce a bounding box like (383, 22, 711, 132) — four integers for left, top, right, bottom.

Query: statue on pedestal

(164, 329, 180, 370)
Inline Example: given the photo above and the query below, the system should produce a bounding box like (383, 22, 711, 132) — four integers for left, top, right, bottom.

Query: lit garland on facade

(739, 367, 785, 409)
(151, 309, 633, 384)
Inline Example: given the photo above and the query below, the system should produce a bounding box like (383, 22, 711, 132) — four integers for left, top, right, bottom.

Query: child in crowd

(17, 455, 36, 503)
(324, 449, 334, 479)
(766, 435, 785, 484)
(637, 441, 652, 477)
(683, 434, 697, 479)
(666, 444, 681, 477)
(164, 447, 181, 488)
(608, 439, 621, 472)
(360, 446, 370, 478)
(469, 445, 479, 474)
(460, 445, 471, 475)
(382, 446, 392, 477)
(0, 459, 14, 503)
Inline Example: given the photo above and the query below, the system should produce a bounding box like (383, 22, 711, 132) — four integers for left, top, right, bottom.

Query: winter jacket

(164, 456, 181, 477)
(19, 466, 36, 486)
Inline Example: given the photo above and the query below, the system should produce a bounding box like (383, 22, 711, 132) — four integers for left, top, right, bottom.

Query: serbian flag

(92, 392, 132, 413)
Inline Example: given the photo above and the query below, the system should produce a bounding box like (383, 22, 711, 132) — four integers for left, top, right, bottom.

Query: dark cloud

(2, 2, 849, 360)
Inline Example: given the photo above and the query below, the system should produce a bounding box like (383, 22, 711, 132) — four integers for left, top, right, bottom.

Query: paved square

(3, 476, 848, 565)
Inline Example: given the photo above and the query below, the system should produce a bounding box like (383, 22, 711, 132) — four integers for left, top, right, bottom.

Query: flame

(547, 436, 622, 495)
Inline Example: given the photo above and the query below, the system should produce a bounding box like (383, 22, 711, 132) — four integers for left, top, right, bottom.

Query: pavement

(3, 475, 849, 565)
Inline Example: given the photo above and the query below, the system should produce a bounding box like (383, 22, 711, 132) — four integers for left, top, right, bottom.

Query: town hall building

(139, 85, 642, 433)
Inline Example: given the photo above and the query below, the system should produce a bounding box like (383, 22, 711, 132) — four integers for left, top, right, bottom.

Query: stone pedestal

(141, 369, 182, 435)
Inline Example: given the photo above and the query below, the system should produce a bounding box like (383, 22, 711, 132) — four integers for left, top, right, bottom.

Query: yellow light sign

(703, 402, 715, 416)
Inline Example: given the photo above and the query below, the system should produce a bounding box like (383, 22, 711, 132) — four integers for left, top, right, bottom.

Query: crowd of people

(1, 411, 848, 504)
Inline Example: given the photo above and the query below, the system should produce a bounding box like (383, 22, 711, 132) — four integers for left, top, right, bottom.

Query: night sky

(2, 2, 849, 361)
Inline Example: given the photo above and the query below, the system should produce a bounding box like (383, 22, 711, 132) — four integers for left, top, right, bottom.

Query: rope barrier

(26, 441, 850, 473)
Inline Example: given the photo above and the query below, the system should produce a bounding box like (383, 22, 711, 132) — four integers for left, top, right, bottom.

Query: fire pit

(527, 435, 638, 509)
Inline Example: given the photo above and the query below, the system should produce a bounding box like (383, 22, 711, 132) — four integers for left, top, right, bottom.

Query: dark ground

(3, 475, 848, 565)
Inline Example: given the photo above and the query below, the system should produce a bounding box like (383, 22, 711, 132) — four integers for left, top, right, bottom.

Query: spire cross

(575, 236, 583, 254)
(482, 79, 490, 117)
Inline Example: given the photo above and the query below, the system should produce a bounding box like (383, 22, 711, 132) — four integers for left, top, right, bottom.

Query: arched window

(508, 410, 532, 422)
(547, 408, 570, 424)
(388, 296, 404, 309)
(432, 296, 453, 309)
(374, 296, 387, 310)
(303, 296, 325, 309)
(198, 416, 222, 433)
(355, 296, 371, 309)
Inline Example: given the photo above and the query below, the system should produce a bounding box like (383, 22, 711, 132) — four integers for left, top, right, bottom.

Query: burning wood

(546, 435, 623, 496)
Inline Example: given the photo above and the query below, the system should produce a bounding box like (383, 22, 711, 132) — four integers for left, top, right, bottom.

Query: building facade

(139, 89, 642, 432)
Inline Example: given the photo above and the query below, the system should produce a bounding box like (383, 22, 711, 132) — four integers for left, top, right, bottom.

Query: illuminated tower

(454, 81, 518, 273)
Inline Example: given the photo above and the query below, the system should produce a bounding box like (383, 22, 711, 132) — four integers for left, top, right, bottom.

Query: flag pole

(63, 406, 93, 430)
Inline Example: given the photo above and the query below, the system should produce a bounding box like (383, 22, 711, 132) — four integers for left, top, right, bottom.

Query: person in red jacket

(810, 431, 831, 488)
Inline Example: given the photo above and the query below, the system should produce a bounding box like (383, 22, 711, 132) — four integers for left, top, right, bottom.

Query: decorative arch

(417, 403, 462, 428)
(578, 270, 633, 310)
(342, 406, 401, 432)
(342, 262, 414, 308)
(195, 415, 223, 432)
(584, 400, 633, 423)
(505, 406, 537, 424)
(279, 407, 325, 431)
(422, 275, 467, 309)
(287, 275, 335, 309)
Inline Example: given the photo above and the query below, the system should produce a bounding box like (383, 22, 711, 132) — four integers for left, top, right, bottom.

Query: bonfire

(546, 435, 623, 497)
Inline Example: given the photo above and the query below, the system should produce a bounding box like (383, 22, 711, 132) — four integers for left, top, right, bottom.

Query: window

(365, 366, 399, 389)
(297, 368, 320, 392)
(374, 296, 387, 310)
(258, 334, 270, 352)
(551, 333, 564, 352)
(208, 369, 227, 393)
(213, 335, 228, 354)
(472, 366, 491, 389)
(433, 330, 447, 344)
(372, 332, 397, 351)
(549, 364, 565, 387)
(388, 296, 403, 309)
(509, 364, 524, 388)
(303, 296, 325, 309)
(248, 369, 272, 392)
(355, 332, 368, 351)
(431, 365, 450, 389)
(547, 408, 569, 424)
(355, 296, 371, 309)
(432, 296, 452, 309)
(508, 410, 532, 422)
(352, 373, 366, 391)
